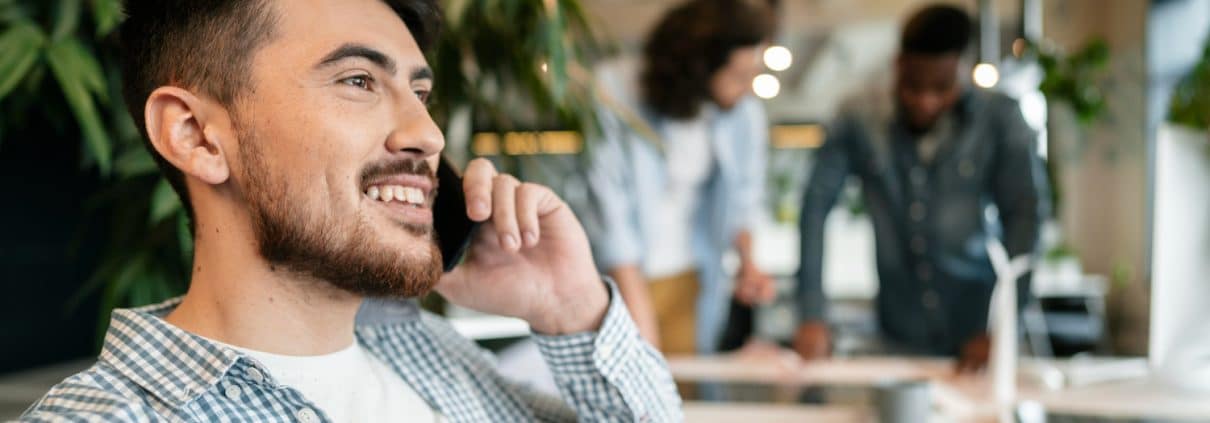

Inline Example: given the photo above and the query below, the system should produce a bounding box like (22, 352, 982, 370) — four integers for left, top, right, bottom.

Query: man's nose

(385, 97, 444, 157)
(916, 94, 942, 115)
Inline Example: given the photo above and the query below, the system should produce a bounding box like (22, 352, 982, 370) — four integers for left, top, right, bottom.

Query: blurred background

(3, 0, 1210, 420)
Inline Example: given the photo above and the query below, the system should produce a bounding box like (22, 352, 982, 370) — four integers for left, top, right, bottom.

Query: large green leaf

(542, 3, 568, 102)
(0, 0, 25, 22)
(0, 22, 44, 100)
(115, 147, 158, 178)
(46, 36, 112, 174)
(51, 0, 81, 41)
(90, 0, 122, 36)
(149, 178, 181, 225)
(177, 210, 194, 264)
(57, 34, 107, 101)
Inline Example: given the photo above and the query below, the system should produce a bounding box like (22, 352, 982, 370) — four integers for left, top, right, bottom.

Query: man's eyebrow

(410, 67, 433, 82)
(315, 43, 397, 75)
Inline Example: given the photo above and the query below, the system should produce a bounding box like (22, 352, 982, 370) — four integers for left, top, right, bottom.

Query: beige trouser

(647, 271, 700, 356)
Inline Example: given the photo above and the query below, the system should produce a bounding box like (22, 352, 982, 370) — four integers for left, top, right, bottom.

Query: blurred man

(794, 4, 1048, 372)
(575, 0, 776, 356)
(22, 0, 680, 421)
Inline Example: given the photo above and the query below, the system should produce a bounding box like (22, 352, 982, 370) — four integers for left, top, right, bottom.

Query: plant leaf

(57, 35, 107, 101)
(51, 0, 82, 41)
(115, 147, 158, 178)
(46, 37, 113, 174)
(100, 252, 146, 309)
(177, 210, 194, 264)
(0, 0, 26, 23)
(90, 0, 122, 36)
(0, 22, 45, 100)
(149, 178, 181, 225)
(543, 4, 568, 102)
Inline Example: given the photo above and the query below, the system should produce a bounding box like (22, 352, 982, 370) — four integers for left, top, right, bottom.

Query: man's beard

(236, 128, 443, 299)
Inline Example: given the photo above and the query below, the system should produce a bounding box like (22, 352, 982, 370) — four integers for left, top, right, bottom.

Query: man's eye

(414, 90, 430, 103)
(340, 75, 373, 90)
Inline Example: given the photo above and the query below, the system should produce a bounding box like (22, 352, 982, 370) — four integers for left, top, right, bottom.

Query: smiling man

(20, 0, 680, 421)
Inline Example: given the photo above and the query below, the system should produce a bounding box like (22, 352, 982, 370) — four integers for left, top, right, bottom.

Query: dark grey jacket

(797, 89, 1049, 355)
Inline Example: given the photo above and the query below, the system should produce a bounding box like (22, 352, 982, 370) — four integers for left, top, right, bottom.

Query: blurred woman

(574, 0, 777, 355)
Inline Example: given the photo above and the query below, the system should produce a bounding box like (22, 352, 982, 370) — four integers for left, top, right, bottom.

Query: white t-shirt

(221, 340, 441, 423)
(642, 112, 715, 279)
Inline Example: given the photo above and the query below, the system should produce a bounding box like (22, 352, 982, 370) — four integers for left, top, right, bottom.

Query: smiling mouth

(362, 182, 435, 227)
(365, 184, 428, 207)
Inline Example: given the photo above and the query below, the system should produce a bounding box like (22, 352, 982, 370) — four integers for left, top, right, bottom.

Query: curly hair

(640, 0, 773, 119)
(900, 4, 972, 56)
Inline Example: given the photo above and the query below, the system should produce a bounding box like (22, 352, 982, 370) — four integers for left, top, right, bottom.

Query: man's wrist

(529, 276, 610, 335)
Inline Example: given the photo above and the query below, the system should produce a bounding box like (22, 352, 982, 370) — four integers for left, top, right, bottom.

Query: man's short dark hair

(900, 4, 972, 56)
(640, 0, 773, 119)
(119, 0, 441, 219)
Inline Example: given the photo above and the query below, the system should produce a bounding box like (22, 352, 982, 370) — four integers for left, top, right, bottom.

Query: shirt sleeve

(571, 107, 645, 273)
(732, 97, 770, 232)
(796, 113, 855, 324)
(529, 277, 683, 422)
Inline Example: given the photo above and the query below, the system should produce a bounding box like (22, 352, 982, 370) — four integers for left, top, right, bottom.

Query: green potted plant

(1024, 38, 1111, 292)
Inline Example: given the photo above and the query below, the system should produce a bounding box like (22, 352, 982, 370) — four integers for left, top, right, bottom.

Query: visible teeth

(367, 184, 425, 205)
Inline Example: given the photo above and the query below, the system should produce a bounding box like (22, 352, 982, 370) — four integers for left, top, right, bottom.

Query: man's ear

(144, 87, 232, 186)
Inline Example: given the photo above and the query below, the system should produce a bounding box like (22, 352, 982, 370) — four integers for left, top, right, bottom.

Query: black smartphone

(433, 157, 479, 272)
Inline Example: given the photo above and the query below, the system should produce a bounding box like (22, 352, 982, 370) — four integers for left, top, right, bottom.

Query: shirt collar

(96, 295, 425, 409)
(97, 297, 242, 409)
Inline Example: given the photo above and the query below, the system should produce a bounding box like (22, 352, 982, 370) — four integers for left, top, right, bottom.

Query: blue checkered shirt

(21, 280, 682, 422)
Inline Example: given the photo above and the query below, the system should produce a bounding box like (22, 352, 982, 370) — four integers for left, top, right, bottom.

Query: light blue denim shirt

(572, 61, 768, 353)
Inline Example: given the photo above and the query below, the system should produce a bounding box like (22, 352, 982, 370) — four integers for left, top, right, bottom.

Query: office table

(665, 350, 1210, 421)
(682, 401, 868, 422)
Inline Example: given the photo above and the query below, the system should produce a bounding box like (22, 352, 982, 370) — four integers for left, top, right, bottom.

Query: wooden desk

(666, 353, 1210, 421)
(682, 402, 868, 423)
(667, 354, 952, 387)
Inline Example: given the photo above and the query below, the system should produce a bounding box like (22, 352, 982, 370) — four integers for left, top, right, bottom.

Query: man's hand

(956, 333, 991, 373)
(792, 321, 831, 360)
(436, 159, 608, 335)
(734, 262, 776, 305)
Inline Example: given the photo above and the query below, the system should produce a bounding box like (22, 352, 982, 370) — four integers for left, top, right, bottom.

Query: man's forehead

(267, 0, 423, 66)
(900, 55, 961, 77)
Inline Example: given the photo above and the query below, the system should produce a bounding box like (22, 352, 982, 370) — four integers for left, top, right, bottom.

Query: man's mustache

(360, 159, 437, 187)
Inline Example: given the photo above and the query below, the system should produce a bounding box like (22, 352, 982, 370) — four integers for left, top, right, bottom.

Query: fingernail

(523, 231, 538, 246)
(473, 200, 489, 215)
(501, 234, 519, 250)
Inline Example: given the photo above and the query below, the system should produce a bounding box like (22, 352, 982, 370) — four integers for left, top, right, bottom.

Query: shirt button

(917, 263, 933, 282)
(224, 384, 242, 401)
(246, 367, 265, 383)
(911, 236, 927, 254)
(296, 407, 318, 423)
(922, 291, 940, 309)
(910, 202, 926, 222)
(599, 343, 615, 359)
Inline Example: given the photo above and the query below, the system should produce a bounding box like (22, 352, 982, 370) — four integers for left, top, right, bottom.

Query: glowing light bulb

(763, 45, 793, 71)
(753, 73, 781, 99)
(973, 63, 1000, 88)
